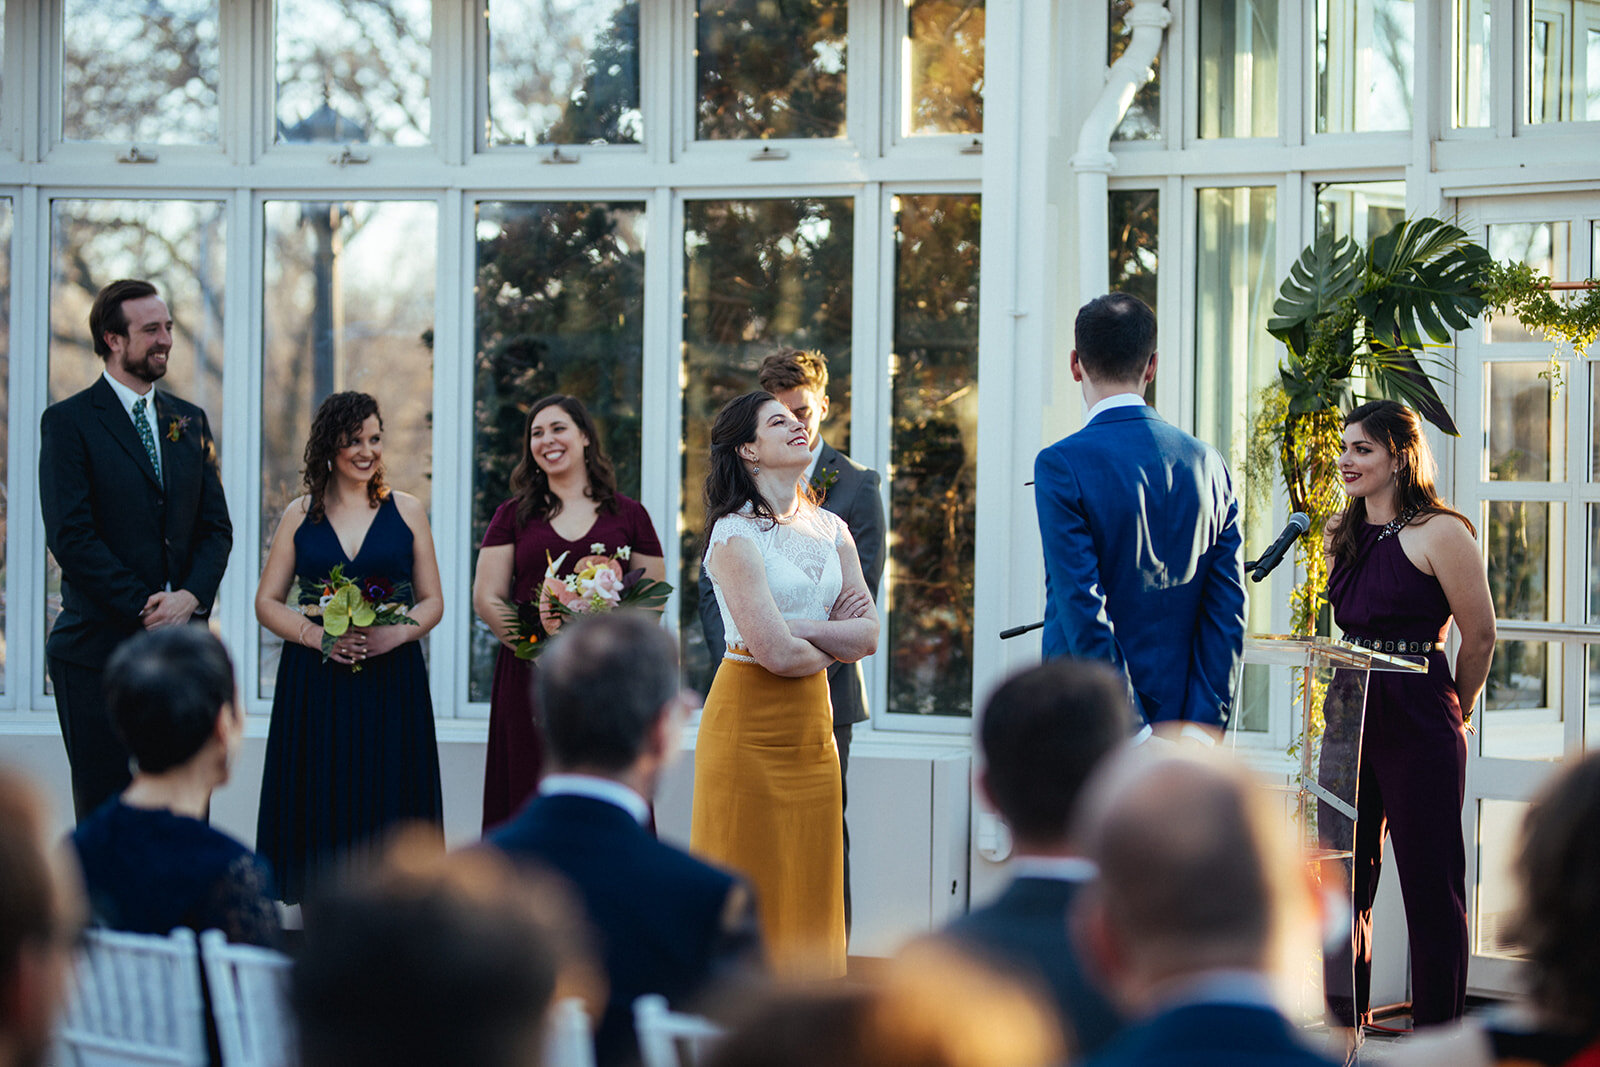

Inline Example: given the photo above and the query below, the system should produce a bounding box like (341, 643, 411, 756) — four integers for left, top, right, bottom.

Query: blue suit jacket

(1034, 406, 1246, 728)
(487, 794, 763, 1066)
(1087, 1002, 1340, 1067)
(942, 876, 1123, 1056)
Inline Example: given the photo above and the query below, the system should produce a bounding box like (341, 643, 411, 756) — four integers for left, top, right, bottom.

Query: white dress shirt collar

(1008, 855, 1099, 883)
(1085, 391, 1148, 426)
(102, 368, 156, 420)
(539, 774, 650, 825)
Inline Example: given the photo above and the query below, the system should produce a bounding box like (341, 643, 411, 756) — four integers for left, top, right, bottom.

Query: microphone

(1246, 512, 1311, 583)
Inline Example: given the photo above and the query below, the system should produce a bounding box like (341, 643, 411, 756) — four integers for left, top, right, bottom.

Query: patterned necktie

(132, 396, 161, 479)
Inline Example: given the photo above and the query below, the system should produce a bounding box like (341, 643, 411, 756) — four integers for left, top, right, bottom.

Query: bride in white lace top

(691, 391, 879, 978)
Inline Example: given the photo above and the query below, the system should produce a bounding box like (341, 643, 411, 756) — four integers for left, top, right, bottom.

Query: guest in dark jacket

(71, 627, 278, 947)
(487, 612, 764, 1067)
(939, 659, 1128, 1056)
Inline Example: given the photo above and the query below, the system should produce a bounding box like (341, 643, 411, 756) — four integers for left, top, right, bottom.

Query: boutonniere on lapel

(809, 467, 838, 501)
(166, 415, 192, 442)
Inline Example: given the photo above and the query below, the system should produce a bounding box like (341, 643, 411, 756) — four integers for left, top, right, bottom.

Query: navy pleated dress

(256, 493, 443, 904)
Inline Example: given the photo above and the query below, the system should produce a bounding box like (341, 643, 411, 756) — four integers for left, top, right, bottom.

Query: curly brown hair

(757, 346, 829, 395)
(510, 395, 618, 528)
(303, 391, 389, 524)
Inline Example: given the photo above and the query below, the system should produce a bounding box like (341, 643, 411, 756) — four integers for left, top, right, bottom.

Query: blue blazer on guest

(1087, 1002, 1341, 1067)
(942, 875, 1123, 1056)
(487, 793, 763, 1067)
(1034, 405, 1246, 729)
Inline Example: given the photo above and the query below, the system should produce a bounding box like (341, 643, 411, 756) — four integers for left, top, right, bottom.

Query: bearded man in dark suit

(698, 346, 886, 932)
(40, 279, 233, 820)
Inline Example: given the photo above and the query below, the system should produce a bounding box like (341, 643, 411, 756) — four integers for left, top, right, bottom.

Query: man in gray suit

(699, 346, 885, 931)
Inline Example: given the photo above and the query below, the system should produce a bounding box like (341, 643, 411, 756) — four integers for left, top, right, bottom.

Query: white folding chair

(198, 930, 296, 1067)
(541, 996, 597, 1067)
(56, 927, 207, 1067)
(632, 994, 725, 1067)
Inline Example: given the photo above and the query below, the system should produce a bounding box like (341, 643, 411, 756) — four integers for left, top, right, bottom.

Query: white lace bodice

(707, 506, 848, 650)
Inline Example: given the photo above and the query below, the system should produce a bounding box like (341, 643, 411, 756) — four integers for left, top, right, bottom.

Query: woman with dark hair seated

(70, 626, 279, 947)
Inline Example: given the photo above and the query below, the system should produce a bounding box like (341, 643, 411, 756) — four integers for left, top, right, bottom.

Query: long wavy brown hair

(303, 391, 389, 524)
(509, 394, 618, 527)
(702, 391, 818, 557)
(1329, 399, 1475, 570)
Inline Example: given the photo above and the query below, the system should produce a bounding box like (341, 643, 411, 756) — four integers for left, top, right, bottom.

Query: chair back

(542, 996, 597, 1067)
(56, 927, 207, 1066)
(198, 930, 296, 1067)
(633, 993, 725, 1067)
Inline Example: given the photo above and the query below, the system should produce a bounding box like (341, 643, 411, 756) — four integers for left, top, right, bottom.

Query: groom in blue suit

(1034, 293, 1245, 735)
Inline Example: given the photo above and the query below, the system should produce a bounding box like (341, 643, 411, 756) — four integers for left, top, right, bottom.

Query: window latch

(116, 144, 158, 164)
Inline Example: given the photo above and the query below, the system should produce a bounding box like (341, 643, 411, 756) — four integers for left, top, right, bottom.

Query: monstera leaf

(1268, 232, 1362, 359)
(1356, 217, 1491, 350)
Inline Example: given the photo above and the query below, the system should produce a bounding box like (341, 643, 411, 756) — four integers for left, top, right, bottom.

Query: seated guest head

(1075, 748, 1320, 1016)
(707, 945, 1063, 1067)
(1072, 292, 1158, 390)
(978, 659, 1129, 854)
(105, 626, 243, 799)
(0, 769, 84, 1067)
(1508, 750, 1600, 1038)
(538, 611, 691, 797)
(295, 831, 593, 1067)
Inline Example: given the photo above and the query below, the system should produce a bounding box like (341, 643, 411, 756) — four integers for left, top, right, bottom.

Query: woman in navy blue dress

(255, 392, 444, 904)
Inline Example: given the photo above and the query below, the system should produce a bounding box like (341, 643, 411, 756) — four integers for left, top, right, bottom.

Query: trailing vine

(1478, 262, 1600, 389)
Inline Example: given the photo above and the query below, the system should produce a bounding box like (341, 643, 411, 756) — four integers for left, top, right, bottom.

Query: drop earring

(327, 460, 333, 471)
(752, 464, 760, 475)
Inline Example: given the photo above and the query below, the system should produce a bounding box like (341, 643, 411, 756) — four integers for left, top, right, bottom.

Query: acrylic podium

(1238, 635, 1427, 1021)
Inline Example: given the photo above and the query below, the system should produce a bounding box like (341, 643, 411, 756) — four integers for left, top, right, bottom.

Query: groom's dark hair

(1074, 292, 1157, 384)
(538, 612, 681, 774)
(90, 278, 160, 358)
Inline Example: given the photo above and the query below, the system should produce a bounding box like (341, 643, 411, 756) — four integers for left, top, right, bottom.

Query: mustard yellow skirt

(690, 658, 846, 979)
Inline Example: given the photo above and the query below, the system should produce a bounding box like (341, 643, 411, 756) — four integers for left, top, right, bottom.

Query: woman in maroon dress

(471, 395, 664, 832)
(1322, 400, 1495, 1049)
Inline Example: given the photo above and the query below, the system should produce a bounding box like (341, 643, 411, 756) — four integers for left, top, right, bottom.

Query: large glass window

(1475, 798, 1532, 957)
(1316, 0, 1414, 132)
(680, 198, 855, 690)
(275, 0, 432, 147)
(62, 0, 220, 144)
(257, 200, 436, 696)
(902, 0, 985, 137)
(1454, 0, 1493, 127)
(1528, 0, 1600, 123)
(485, 1, 641, 147)
(468, 200, 648, 700)
(1198, 0, 1279, 139)
(1195, 186, 1276, 732)
(888, 194, 980, 718)
(1109, 189, 1158, 315)
(1315, 180, 1405, 244)
(695, 0, 848, 140)
(45, 199, 228, 689)
(0, 200, 10, 693)
(1110, 0, 1161, 141)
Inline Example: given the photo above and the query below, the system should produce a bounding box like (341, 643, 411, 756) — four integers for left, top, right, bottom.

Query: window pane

(1110, 0, 1161, 140)
(275, 0, 431, 147)
(902, 0, 984, 137)
(1109, 189, 1158, 316)
(258, 200, 436, 698)
(1591, 362, 1600, 480)
(680, 198, 854, 691)
(1454, 0, 1493, 127)
(1315, 180, 1405, 244)
(1486, 362, 1565, 481)
(695, 0, 847, 140)
(890, 194, 980, 718)
(1587, 644, 1600, 747)
(1475, 799, 1531, 958)
(46, 199, 228, 692)
(1195, 187, 1276, 732)
(0, 201, 10, 693)
(1317, 0, 1414, 132)
(1486, 222, 1569, 342)
(486, 0, 641, 147)
(63, 1, 220, 144)
(1527, 0, 1600, 123)
(1483, 641, 1564, 759)
(1486, 500, 1564, 621)
(1587, 504, 1600, 620)
(469, 201, 647, 701)
(1198, 0, 1279, 139)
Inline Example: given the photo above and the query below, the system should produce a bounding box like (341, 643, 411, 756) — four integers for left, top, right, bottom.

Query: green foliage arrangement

(1478, 261, 1600, 387)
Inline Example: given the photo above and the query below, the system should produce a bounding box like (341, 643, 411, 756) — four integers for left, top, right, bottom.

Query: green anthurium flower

(322, 584, 361, 637)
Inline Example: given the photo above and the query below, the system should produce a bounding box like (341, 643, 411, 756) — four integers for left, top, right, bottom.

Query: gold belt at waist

(724, 643, 758, 664)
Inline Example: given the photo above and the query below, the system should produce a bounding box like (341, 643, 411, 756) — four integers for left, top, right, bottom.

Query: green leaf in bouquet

(624, 578, 675, 610)
(322, 584, 360, 637)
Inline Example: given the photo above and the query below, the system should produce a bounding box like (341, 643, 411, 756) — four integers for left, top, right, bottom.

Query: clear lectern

(1238, 635, 1427, 1020)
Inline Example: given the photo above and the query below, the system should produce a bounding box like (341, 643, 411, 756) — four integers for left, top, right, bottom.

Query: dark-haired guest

(472, 394, 665, 832)
(71, 627, 278, 946)
(939, 659, 1128, 1055)
(296, 831, 592, 1067)
(255, 391, 444, 903)
(487, 612, 763, 1067)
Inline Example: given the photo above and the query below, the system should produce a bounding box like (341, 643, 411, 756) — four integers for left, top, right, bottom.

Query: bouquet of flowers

(504, 543, 673, 661)
(301, 564, 418, 670)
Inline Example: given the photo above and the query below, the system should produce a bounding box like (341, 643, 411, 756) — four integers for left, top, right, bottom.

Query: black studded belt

(1344, 635, 1438, 654)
